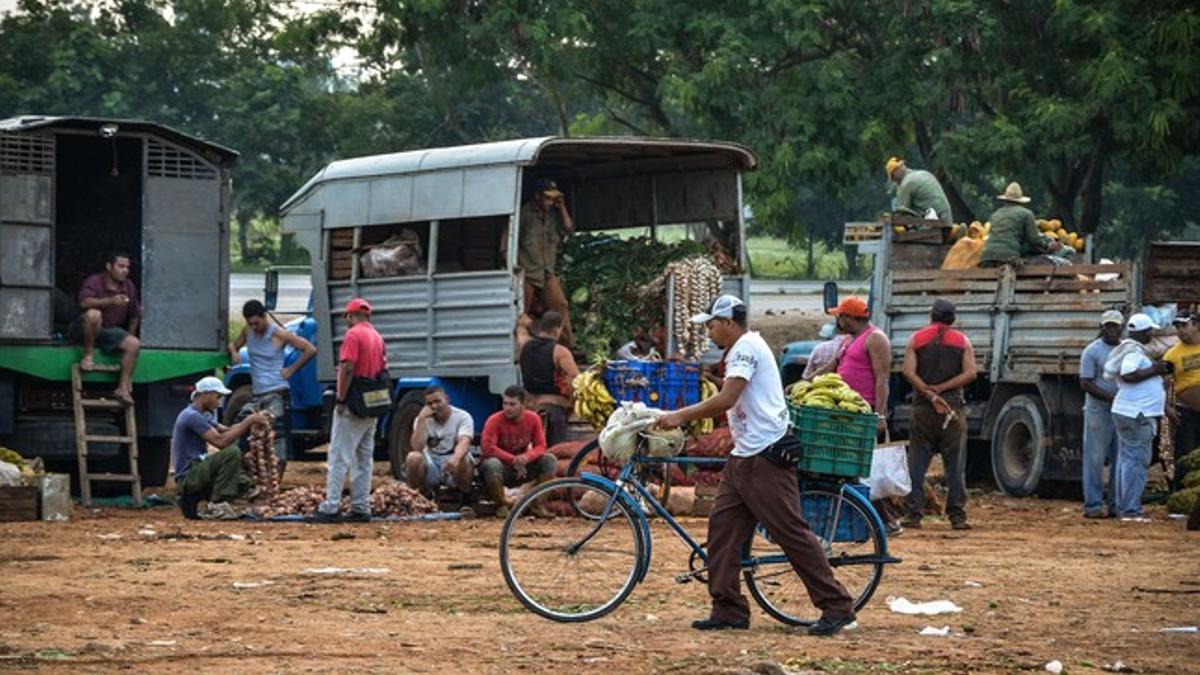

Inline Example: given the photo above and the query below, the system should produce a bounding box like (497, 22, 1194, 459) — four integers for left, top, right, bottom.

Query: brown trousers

(524, 273, 573, 346)
(707, 454, 854, 624)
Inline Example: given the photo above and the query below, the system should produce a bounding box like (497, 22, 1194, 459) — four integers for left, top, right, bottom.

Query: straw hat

(997, 181, 1031, 204)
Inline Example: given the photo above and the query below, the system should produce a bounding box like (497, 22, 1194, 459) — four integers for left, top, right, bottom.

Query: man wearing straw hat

(886, 157, 953, 226)
(979, 182, 1062, 267)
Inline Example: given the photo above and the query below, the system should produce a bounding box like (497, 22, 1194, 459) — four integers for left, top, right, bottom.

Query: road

(229, 273, 870, 318)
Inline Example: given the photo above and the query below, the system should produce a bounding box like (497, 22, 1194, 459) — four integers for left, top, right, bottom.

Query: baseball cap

(1100, 309, 1124, 326)
(1126, 313, 1159, 333)
(192, 375, 231, 399)
(532, 177, 563, 198)
(827, 296, 869, 319)
(818, 322, 837, 340)
(344, 298, 372, 315)
(690, 294, 745, 323)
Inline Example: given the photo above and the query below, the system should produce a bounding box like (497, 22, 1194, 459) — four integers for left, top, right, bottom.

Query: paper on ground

(918, 626, 951, 636)
(886, 596, 963, 615)
(302, 567, 390, 575)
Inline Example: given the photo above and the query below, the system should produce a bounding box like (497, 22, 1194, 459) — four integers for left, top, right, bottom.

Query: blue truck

(227, 137, 758, 477)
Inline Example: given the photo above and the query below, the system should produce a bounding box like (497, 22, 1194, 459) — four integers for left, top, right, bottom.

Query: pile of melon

(1037, 218, 1086, 252)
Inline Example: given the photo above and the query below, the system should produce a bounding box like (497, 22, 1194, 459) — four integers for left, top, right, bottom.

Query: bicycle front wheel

(744, 487, 885, 626)
(500, 478, 644, 622)
(566, 440, 670, 519)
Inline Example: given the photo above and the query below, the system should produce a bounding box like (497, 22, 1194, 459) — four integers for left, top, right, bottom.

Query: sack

(760, 434, 805, 468)
(867, 442, 911, 499)
(347, 370, 392, 418)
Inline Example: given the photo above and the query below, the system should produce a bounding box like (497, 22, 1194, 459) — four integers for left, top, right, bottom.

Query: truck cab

(278, 137, 757, 476)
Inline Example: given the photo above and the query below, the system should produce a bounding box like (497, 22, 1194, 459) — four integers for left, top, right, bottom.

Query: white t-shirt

(1112, 352, 1165, 418)
(723, 331, 789, 457)
(413, 406, 475, 456)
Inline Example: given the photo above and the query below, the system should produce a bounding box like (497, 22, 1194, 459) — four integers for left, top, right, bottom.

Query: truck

(270, 136, 757, 476)
(0, 116, 237, 488)
(830, 225, 1198, 496)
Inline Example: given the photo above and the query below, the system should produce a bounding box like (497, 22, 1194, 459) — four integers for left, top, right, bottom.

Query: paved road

(229, 273, 870, 318)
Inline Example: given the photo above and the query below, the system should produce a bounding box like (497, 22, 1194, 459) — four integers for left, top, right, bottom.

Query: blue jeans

(1113, 413, 1158, 518)
(1082, 408, 1118, 516)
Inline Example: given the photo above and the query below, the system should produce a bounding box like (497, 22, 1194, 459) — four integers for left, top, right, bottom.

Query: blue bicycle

(500, 435, 901, 625)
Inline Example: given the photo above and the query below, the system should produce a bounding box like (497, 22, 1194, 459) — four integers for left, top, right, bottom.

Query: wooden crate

(0, 486, 40, 521)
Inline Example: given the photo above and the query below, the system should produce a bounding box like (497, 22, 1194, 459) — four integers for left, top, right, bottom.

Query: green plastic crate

(788, 404, 876, 478)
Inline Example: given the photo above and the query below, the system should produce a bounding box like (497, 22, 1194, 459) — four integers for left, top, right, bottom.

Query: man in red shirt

(68, 252, 142, 406)
(479, 385, 558, 517)
(316, 298, 387, 523)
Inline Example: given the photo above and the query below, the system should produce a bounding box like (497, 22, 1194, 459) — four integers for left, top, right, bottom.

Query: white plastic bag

(598, 402, 659, 461)
(867, 443, 911, 500)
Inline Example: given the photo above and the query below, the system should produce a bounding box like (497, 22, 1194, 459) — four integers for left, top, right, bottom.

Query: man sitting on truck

(406, 385, 476, 502)
(69, 251, 142, 407)
(228, 300, 317, 477)
(479, 385, 558, 518)
(887, 157, 953, 226)
(518, 178, 575, 346)
(172, 376, 269, 520)
(901, 299, 978, 531)
(519, 311, 579, 446)
(979, 182, 1062, 267)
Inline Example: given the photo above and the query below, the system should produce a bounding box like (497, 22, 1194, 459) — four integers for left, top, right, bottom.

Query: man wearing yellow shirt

(1164, 312, 1200, 490)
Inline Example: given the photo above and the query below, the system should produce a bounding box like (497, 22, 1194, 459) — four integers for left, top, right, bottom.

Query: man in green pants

(172, 376, 268, 520)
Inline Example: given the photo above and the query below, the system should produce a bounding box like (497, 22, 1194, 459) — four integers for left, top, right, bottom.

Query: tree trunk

(1078, 153, 1104, 235)
(806, 234, 816, 278)
(845, 244, 860, 279)
(237, 210, 253, 263)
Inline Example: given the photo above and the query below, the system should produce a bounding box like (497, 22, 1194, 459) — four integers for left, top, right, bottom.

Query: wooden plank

(888, 295, 996, 308)
(1014, 279, 1129, 292)
(0, 487, 39, 521)
(891, 268, 1002, 281)
(892, 280, 1001, 294)
(1018, 263, 1130, 276)
(1009, 291, 1128, 305)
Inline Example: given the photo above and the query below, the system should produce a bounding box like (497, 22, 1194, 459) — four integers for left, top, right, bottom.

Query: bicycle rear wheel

(500, 478, 644, 622)
(744, 487, 885, 626)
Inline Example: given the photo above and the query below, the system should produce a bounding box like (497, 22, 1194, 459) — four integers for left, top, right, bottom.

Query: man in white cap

(658, 295, 856, 636)
(979, 182, 1061, 267)
(1110, 313, 1172, 518)
(172, 376, 269, 519)
(1078, 309, 1125, 518)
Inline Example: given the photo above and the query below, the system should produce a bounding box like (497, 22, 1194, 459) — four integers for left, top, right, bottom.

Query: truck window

(341, 222, 431, 280)
(436, 216, 508, 273)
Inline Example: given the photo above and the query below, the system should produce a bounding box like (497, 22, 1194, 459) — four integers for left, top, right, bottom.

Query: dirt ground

(2, 460, 1198, 675)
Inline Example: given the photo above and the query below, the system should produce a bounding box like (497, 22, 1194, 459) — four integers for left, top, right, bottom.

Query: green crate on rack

(788, 404, 876, 478)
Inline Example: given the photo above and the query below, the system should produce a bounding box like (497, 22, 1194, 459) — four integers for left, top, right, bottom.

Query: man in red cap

(316, 298, 387, 522)
(824, 296, 902, 535)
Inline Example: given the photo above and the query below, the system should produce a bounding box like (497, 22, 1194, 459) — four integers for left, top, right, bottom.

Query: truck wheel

(222, 384, 254, 427)
(387, 391, 426, 480)
(990, 394, 1047, 497)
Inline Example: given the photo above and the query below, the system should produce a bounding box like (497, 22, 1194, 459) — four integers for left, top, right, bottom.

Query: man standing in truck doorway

(1078, 310, 1125, 518)
(518, 178, 575, 346)
(228, 300, 317, 477)
(68, 251, 142, 406)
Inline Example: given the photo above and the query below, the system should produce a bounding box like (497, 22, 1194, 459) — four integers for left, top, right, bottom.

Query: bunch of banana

(689, 379, 720, 436)
(788, 373, 872, 414)
(573, 369, 616, 430)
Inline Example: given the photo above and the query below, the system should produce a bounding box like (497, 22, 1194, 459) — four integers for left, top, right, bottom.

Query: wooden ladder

(71, 363, 141, 507)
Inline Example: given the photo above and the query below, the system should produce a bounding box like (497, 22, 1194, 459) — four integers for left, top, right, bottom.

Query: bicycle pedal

(674, 573, 694, 584)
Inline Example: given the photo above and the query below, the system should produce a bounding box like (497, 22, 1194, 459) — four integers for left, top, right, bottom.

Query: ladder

(71, 363, 141, 506)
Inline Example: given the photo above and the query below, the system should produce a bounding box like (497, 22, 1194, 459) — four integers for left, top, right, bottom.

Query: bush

(1165, 486, 1200, 515)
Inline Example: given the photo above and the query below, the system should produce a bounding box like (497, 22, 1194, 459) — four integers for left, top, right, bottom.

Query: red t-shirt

(339, 321, 387, 380)
(481, 410, 546, 465)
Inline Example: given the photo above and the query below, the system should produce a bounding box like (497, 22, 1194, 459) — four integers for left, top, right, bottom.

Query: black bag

(347, 370, 392, 418)
(761, 433, 805, 468)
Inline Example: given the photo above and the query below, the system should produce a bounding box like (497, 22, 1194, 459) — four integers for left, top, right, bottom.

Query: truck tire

(222, 384, 254, 427)
(990, 394, 1048, 497)
(138, 437, 171, 487)
(387, 390, 426, 480)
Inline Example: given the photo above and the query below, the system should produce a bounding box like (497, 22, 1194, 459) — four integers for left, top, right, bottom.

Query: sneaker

(950, 519, 972, 531)
(899, 517, 922, 529)
(808, 614, 857, 637)
(495, 504, 511, 519)
(1083, 511, 1105, 520)
(178, 494, 202, 520)
(199, 501, 240, 521)
(458, 506, 477, 520)
(885, 521, 904, 537)
(344, 511, 371, 523)
(691, 617, 749, 631)
(309, 510, 342, 524)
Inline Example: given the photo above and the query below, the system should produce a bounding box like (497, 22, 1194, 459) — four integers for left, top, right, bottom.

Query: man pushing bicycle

(658, 295, 857, 636)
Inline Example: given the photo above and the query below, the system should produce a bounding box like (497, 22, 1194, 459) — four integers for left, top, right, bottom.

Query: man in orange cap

(826, 296, 902, 535)
(315, 298, 388, 522)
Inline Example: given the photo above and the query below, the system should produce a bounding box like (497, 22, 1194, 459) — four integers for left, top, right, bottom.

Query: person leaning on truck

(172, 376, 269, 520)
(657, 294, 857, 636)
(315, 298, 387, 523)
(1109, 313, 1171, 518)
(978, 182, 1062, 268)
(518, 178, 575, 346)
(68, 251, 142, 407)
(1078, 310, 1125, 518)
(1164, 312, 1200, 491)
(228, 300, 317, 476)
(887, 157, 953, 225)
(901, 299, 978, 531)
(518, 311, 580, 447)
